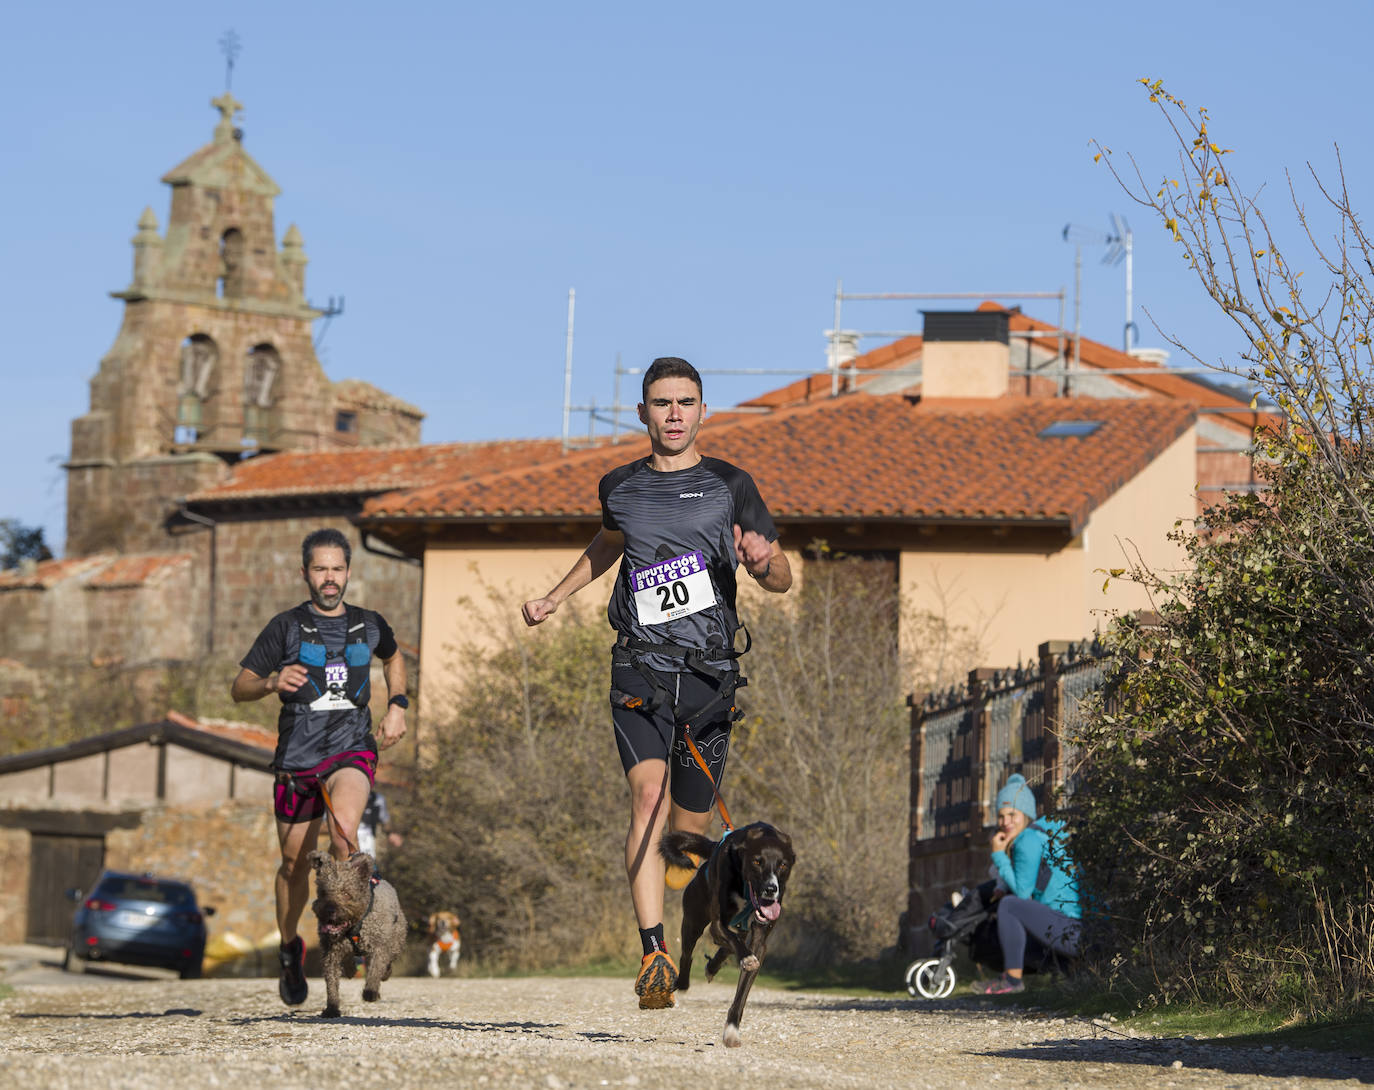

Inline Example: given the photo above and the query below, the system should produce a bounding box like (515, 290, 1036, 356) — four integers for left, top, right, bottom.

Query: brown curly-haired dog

(309, 850, 407, 1018)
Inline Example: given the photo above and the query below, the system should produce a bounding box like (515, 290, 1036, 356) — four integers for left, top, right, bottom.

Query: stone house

(0, 712, 281, 948)
(0, 709, 407, 960)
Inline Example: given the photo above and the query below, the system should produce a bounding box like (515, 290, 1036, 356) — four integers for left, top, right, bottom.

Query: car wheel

(178, 959, 203, 980)
(63, 946, 86, 974)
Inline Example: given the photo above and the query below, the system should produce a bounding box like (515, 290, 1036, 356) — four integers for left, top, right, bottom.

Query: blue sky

(4, 1, 1370, 551)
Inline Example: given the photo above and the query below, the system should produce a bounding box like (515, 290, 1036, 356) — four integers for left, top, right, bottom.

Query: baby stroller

(904, 881, 997, 998)
(904, 880, 1063, 998)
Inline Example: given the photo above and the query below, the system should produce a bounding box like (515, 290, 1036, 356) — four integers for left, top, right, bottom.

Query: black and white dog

(661, 822, 796, 1047)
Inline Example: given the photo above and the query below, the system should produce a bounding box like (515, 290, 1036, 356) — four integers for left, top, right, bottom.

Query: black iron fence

(903, 634, 1119, 952)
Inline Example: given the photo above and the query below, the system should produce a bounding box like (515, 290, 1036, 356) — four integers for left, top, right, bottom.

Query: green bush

(1072, 437, 1374, 1011)
(1075, 77, 1374, 1016)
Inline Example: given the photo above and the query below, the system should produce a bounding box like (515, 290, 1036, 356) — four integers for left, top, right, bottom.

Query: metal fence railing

(909, 636, 1112, 841)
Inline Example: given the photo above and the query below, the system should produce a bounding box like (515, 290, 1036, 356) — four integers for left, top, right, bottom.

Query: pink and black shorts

(273, 750, 378, 823)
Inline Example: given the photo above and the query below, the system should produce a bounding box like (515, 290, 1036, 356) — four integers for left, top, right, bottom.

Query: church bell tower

(66, 95, 335, 555)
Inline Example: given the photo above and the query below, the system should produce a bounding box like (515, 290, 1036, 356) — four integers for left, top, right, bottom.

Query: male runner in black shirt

(522, 356, 791, 1009)
(232, 528, 408, 1007)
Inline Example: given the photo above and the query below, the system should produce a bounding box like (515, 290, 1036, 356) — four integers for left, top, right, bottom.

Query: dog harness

(279, 603, 373, 712)
(699, 829, 767, 934)
(344, 859, 382, 952)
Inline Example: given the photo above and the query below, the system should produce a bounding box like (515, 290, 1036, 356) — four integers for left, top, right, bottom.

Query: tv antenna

(218, 29, 242, 91)
(1063, 215, 1136, 355)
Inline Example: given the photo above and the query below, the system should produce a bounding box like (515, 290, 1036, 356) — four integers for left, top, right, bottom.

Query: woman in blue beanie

(973, 773, 1081, 994)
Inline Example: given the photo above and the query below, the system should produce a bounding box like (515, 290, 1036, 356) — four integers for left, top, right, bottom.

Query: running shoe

(972, 972, 1024, 995)
(634, 949, 678, 1010)
(278, 936, 308, 1006)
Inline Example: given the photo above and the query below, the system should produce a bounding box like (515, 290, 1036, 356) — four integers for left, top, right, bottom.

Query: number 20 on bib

(630, 550, 714, 625)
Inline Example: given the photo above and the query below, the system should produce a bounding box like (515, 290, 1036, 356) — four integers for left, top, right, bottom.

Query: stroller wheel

(905, 958, 956, 999)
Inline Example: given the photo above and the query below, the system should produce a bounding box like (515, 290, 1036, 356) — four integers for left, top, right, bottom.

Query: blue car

(64, 871, 215, 979)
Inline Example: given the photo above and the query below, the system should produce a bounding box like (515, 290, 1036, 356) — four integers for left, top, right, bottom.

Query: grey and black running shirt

(600, 456, 779, 672)
(240, 602, 397, 771)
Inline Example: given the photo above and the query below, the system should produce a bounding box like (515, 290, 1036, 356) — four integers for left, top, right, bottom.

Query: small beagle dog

(425, 911, 462, 977)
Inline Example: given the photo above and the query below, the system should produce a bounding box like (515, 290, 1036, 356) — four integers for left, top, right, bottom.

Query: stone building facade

(65, 93, 422, 559)
(0, 94, 427, 682)
(0, 715, 282, 949)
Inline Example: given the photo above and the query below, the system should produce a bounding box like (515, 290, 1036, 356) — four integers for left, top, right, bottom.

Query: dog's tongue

(757, 900, 782, 922)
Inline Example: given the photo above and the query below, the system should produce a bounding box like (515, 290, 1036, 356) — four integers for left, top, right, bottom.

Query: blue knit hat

(995, 773, 1037, 821)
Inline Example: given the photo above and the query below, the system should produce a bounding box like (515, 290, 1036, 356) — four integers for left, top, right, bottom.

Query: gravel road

(0, 948, 1368, 1089)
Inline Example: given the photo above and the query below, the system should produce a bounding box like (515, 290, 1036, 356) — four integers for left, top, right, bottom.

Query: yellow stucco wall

(900, 537, 1087, 670)
(418, 545, 617, 721)
(416, 543, 806, 725)
(899, 426, 1196, 668)
(1080, 426, 1195, 621)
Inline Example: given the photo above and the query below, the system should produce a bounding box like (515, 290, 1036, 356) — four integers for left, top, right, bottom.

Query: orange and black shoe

(635, 949, 678, 1010)
(278, 936, 308, 1006)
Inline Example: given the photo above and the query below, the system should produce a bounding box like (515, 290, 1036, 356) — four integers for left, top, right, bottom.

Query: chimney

(825, 329, 860, 371)
(921, 310, 1011, 398)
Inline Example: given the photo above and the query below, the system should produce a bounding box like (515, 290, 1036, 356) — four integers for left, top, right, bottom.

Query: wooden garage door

(26, 835, 105, 945)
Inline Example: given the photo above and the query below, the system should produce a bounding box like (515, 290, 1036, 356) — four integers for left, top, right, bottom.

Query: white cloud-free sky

(4, 1, 1369, 551)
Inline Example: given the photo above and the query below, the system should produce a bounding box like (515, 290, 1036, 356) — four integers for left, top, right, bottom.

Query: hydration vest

(280, 603, 372, 709)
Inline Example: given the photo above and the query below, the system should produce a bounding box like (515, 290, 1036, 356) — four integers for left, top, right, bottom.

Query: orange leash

(682, 723, 734, 832)
(621, 691, 737, 832)
(317, 778, 360, 856)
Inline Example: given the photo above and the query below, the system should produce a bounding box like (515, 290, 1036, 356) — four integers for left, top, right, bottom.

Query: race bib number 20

(631, 550, 713, 625)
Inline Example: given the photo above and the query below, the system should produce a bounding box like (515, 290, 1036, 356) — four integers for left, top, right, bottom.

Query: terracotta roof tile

(991, 303, 1259, 411)
(726, 335, 923, 413)
(161, 711, 406, 788)
(332, 379, 423, 418)
(86, 554, 192, 590)
(361, 395, 1196, 534)
(0, 556, 108, 590)
(165, 710, 278, 752)
(187, 438, 569, 503)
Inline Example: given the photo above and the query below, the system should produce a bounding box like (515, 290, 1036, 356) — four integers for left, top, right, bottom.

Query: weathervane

(218, 29, 241, 91)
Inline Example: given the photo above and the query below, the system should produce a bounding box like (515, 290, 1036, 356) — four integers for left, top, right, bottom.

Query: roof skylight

(1039, 420, 1103, 439)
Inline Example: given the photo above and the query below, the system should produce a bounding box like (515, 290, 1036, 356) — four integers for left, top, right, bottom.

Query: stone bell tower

(65, 94, 416, 557)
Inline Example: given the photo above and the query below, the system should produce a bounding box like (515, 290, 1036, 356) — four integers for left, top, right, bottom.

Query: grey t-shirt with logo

(600, 456, 779, 672)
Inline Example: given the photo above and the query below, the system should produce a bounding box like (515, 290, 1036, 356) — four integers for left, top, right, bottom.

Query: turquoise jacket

(991, 818, 1081, 920)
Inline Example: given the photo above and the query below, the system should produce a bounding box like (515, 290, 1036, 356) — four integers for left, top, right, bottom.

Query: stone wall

(105, 800, 294, 947)
(86, 564, 200, 666)
(66, 450, 227, 558)
(213, 514, 422, 655)
(0, 828, 31, 944)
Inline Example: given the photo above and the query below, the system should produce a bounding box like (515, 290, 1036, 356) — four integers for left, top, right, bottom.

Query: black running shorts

(610, 660, 734, 814)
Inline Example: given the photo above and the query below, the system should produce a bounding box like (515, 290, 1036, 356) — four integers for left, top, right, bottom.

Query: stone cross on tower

(212, 91, 243, 143)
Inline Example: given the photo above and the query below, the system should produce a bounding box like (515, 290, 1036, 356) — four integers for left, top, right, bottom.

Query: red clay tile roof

(85, 554, 191, 590)
(187, 438, 568, 503)
(331, 379, 423, 418)
(727, 336, 923, 413)
(0, 556, 107, 590)
(731, 303, 1262, 417)
(989, 303, 1261, 412)
(166, 710, 278, 752)
(360, 394, 1196, 534)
